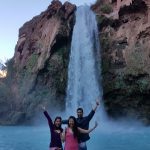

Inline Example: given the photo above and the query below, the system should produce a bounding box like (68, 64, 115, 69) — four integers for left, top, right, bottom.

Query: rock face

(1, 0, 150, 125)
(0, 0, 76, 125)
(93, 0, 150, 124)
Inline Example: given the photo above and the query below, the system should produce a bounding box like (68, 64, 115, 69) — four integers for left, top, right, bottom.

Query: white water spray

(66, 6, 104, 116)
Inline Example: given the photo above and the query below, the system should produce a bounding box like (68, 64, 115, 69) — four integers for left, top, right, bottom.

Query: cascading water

(66, 5, 104, 115)
(65, 5, 144, 130)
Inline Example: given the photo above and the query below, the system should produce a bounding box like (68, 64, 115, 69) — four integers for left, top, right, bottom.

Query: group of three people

(42, 101, 100, 150)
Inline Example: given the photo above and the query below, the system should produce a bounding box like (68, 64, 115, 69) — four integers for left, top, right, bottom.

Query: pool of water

(0, 125, 150, 150)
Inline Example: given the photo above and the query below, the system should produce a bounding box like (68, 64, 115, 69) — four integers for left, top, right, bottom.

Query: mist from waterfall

(66, 5, 105, 117)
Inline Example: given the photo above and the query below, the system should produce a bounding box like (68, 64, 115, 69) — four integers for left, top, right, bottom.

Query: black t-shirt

(77, 110, 95, 142)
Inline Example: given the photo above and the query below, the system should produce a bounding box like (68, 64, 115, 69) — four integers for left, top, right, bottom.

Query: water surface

(0, 125, 150, 150)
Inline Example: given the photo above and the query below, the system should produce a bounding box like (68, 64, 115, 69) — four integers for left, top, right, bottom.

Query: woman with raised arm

(62, 116, 98, 150)
(42, 106, 63, 150)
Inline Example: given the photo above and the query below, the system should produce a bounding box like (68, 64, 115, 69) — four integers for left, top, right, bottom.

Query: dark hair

(77, 108, 83, 113)
(68, 116, 79, 139)
(54, 116, 63, 132)
(54, 116, 62, 122)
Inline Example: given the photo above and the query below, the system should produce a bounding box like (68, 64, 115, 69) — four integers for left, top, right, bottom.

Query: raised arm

(93, 99, 100, 112)
(42, 106, 54, 129)
(86, 99, 100, 121)
(78, 121, 98, 134)
(86, 110, 95, 122)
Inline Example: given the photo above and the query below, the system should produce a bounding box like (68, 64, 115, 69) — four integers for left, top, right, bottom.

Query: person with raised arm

(42, 106, 63, 150)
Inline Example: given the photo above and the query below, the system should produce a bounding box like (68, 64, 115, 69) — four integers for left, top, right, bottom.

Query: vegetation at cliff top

(100, 4, 113, 14)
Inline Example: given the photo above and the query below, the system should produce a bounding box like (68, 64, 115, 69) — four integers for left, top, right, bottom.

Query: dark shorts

(79, 142, 87, 150)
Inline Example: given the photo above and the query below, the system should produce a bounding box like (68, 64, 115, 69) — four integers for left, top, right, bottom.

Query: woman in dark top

(42, 106, 63, 150)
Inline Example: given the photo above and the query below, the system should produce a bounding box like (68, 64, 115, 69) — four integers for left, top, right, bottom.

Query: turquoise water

(0, 125, 150, 150)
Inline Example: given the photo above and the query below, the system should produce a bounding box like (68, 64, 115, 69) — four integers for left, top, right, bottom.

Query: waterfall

(65, 6, 144, 126)
(66, 5, 103, 115)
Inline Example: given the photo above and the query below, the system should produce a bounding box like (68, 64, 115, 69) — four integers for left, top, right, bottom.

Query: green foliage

(100, 4, 113, 14)
(46, 46, 69, 95)
(57, 47, 66, 56)
(54, 69, 67, 94)
(47, 47, 69, 71)
(101, 58, 110, 73)
(114, 75, 126, 90)
(103, 81, 114, 94)
(0, 59, 15, 114)
(26, 53, 38, 72)
(96, 15, 106, 26)
(125, 44, 149, 76)
(57, 47, 69, 67)
(0, 82, 9, 100)
(137, 79, 149, 92)
(5, 58, 16, 80)
(100, 36, 110, 51)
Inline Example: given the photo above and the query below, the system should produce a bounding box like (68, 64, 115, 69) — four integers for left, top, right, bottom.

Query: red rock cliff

(0, 0, 76, 125)
(93, 0, 150, 124)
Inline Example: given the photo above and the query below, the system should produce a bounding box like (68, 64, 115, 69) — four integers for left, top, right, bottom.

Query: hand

(92, 99, 100, 111)
(96, 99, 100, 106)
(41, 105, 46, 111)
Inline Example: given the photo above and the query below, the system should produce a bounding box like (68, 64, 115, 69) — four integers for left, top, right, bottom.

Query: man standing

(77, 101, 100, 150)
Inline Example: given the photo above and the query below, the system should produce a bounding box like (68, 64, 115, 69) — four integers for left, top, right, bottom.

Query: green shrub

(100, 4, 113, 14)
(26, 53, 38, 72)
(5, 58, 16, 81)
(125, 44, 149, 76)
(96, 15, 106, 26)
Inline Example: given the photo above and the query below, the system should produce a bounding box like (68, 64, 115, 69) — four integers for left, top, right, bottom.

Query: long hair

(68, 116, 79, 139)
(54, 116, 63, 133)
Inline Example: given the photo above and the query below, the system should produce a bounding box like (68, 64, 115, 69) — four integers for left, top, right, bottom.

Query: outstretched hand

(96, 99, 100, 106)
(41, 105, 46, 111)
(92, 98, 100, 111)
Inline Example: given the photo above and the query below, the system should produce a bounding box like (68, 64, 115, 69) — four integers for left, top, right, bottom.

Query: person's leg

(79, 142, 87, 150)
